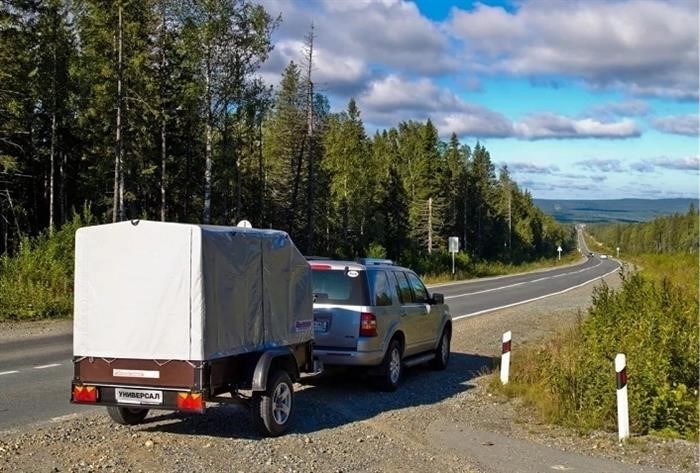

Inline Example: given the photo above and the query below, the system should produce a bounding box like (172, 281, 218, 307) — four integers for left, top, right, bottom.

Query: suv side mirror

(430, 293, 444, 305)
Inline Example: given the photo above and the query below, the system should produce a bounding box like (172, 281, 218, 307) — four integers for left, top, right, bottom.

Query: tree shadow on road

(140, 352, 497, 439)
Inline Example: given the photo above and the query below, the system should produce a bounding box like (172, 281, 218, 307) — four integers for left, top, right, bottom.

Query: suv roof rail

(356, 258, 394, 266)
(305, 255, 332, 261)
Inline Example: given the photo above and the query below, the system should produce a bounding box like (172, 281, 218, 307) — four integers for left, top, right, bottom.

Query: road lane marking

(51, 413, 82, 423)
(428, 258, 592, 289)
(34, 363, 62, 369)
(453, 264, 621, 321)
(0, 370, 19, 376)
(445, 261, 604, 300)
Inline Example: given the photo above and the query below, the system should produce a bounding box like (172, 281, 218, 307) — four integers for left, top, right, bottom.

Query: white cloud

(575, 159, 626, 173)
(357, 75, 514, 138)
(649, 156, 700, 171)
(358, 76, 640, 140)
(514, 114, 640, 140)
(586, 99, 650, 119)
(651, 114, 699, 137)
(265, 39, 368, 94)
(508, 162, 560, 174)
(260, 0, 454, 96)
(448, 1, 699, 100)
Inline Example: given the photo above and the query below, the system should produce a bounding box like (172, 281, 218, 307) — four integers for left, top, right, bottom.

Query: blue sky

(260, 0, 699, 199)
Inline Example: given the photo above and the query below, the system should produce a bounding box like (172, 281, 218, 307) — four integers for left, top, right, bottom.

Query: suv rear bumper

(313, 348, 384, 366)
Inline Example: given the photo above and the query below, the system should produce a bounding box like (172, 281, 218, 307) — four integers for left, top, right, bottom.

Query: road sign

(616, 247, 620, 258)
(448, 237, 459, 253)
(448, 237, 459, 275)
(557, 245, 562, 261)
(236, 219, 252, 228)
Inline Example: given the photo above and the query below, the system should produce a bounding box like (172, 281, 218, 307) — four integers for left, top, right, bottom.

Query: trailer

(70, 220, 317, 436)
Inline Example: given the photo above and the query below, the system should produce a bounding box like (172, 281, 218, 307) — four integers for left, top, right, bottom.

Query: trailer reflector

(177, 392, 204, 412)
(73, 385, 98, 403)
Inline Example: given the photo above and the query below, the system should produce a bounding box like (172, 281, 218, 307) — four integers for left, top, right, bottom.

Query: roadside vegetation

(495, 207, 699, 441)
(0, 207, 573, 320)
(0, 208, 93, 320)
(2, 0, 575, 321)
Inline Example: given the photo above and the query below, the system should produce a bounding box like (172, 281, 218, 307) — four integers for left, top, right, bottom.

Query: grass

(422, 251, 582, 285)
(491, 237, 699, 441)
(0, 208, 93, 320)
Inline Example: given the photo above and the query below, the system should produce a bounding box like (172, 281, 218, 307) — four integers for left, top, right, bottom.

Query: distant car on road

(588, 252, 594, 257)
(600, 254, 608, 259)
(309, 258, 452, 391)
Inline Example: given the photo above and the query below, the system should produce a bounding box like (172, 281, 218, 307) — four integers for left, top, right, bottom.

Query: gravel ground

(1, 270, 697, 473)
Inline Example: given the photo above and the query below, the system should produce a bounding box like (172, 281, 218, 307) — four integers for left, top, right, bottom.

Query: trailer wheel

(251, 369, 294, 437)
(106, 406, 149, 425)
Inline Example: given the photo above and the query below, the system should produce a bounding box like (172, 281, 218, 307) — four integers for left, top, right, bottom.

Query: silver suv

(309, 258, 451, 391)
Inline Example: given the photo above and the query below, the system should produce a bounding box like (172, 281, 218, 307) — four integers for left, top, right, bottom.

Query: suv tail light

(359, 312, 377, 337)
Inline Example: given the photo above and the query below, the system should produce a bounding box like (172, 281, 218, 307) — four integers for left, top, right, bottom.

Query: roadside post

(500, 331, 512, 385)
(615, 353, 630, 441)
(616, 247, 620, 258)
(448, 236, 459, 276)
(557, 245, 562, 261)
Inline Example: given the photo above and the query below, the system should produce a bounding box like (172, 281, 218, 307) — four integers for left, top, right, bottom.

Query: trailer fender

(252, 347, 298, 392)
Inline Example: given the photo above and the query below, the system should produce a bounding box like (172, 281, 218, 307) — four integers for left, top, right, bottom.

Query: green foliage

(1, 0, 576, 318)
(0, 207, 94, 320)
(588, 206, 699, 256)
(500, 269, 699, 440)
(366, 243, 387, 259)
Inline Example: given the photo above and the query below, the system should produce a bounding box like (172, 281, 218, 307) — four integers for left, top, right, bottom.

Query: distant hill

(534, 198, 698, 223)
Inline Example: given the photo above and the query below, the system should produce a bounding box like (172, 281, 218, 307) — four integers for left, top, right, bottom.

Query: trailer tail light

(359, 312, 377, 337)
(73, 385, 98, 403)
(177, 392, 204, 413)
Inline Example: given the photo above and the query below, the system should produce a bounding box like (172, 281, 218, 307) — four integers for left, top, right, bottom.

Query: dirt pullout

(1, 271, 697, 473)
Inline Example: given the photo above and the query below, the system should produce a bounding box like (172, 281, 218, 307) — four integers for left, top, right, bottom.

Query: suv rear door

(391, 271, 426, 356)
(311, 267, 367, 350)
(405, 271, 438, 349)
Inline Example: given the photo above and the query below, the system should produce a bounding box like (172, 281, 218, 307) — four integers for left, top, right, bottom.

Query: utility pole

(428, 197, 433, 255)
(508, 189, 512, 253)
(304, 23, 315, 253)
(113, 1, 124, 222)
(159, 0, 167, 221)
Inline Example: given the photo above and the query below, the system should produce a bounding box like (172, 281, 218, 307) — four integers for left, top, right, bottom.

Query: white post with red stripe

(500, 331, 512, 385)
(615, 353, 630, 441)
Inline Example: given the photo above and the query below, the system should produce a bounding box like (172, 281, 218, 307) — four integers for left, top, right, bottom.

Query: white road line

(51, 413, 82, 423)
(445, 261, 603, 300)
(34, 363, 61, 370)
(0, 370, 19, 376)
(453, 264, 621, 321)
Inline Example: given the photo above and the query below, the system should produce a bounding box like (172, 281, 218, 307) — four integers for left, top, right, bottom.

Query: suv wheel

(376, 340, 402, 392)
(430, 328, 450, 370)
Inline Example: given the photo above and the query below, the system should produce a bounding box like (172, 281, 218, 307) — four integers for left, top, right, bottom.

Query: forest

(0, 0, 572, 264)
(587, 205, 699, 256)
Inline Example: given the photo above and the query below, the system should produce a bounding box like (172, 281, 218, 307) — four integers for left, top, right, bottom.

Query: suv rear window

(312, 269, 367, 305)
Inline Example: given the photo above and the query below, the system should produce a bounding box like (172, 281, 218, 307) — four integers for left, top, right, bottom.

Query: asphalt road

(0, 229, 619, 432)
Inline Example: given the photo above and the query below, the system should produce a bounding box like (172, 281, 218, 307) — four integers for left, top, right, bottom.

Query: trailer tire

(251, 369, 294, 437)
(106, 406, 149, 425)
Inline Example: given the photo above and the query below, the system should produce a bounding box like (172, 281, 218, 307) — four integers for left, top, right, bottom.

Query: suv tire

(430, 328, 450, 370)
(376, 340, 402, 392)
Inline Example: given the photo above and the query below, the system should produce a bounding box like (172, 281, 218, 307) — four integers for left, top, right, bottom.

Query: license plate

(115, 388, 163, 405)
(314, 320, 328, 332)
